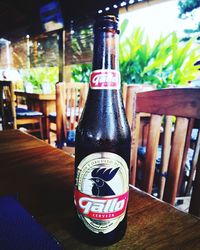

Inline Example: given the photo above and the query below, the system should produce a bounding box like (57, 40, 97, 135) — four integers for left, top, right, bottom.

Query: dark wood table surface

(0, 130, 200, 250)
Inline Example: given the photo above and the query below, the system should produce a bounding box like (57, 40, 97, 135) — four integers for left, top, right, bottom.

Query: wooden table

(0, 130, 200, 249)
(14, 91, 56, 138)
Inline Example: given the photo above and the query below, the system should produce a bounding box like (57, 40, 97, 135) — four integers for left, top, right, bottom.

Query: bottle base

(73, 212, 127, 246)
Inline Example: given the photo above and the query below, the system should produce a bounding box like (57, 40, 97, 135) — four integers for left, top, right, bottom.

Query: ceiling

(0, 0, 121, 39)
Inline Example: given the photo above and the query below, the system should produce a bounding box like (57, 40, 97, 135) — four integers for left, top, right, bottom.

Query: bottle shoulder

(75, 90, 131, 167)
(77, 100, 130, 144)
(79, 90, 129, 130)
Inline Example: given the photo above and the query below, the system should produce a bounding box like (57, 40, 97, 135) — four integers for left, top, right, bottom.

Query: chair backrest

(126, 87, 200, 216)
(55, 82, 88, 147)
(65, 82, 88, 130)
(0, 81, 17, 129)
(123, 83, 156, 112)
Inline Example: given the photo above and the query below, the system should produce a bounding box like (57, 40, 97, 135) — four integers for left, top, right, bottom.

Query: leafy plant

(178, 0, 200, 17)
(71, 63, 92, 82)
(70, 26, 93, 64)
(70, 19, 200, 89)
(119, 19, 200, 88)
(21, 66, 59, 92)
(70, 24, 93, 82)
(178, 0, 200, 42)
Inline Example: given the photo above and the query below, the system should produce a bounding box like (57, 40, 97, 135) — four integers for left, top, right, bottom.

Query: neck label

(90, 69, 120, 90)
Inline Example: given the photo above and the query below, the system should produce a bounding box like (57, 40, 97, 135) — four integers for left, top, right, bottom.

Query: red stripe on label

(74, 188, 129, 220)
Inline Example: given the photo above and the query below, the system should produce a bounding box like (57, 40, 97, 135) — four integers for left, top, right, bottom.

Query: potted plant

(21, 66, 58, 93)
(71, 63, 92, 83)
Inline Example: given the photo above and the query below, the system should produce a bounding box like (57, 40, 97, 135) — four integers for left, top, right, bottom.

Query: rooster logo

(90, 167, 119, 196)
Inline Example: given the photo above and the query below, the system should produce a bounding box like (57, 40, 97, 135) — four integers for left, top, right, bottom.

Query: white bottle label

(90, 69, 120, 90)
(74, 152, 129, 234)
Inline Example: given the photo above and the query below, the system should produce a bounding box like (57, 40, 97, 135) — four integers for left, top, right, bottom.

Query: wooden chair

(47, 82, 88, 150)
(122, 83, 156, 109)
(0, 81, 44, 139)
(125, 87, 200, 217)
(0, 81, 14, 130)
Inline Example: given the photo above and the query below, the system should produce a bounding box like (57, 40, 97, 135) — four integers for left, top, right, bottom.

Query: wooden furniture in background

(0, 81, 15, 129)
(126, 87, 200, 216)
(1, 81, 44, 138)
(0, 129, 200, 249)
(124, 83, 155, 148)
(123, 83, 156, 113)
(47, 82, 88, 149)
(14, 90, 56, 139)
(189, 147, 200, 217)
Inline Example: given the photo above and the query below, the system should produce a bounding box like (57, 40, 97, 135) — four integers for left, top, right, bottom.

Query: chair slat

(143, 114, 162, 194)
(70, 88, 76, 130)
(185, 130, 200, 196)
(125, 86, 136, 127)
(159, 115, 173, 199)
(56, 82, 66, 147)
(130, 114, 140, 185)
(9, 82, 17, 129)
(163, 117, 189, 205)
(178, 118, 195, 195)
(189, 153, 200, 217)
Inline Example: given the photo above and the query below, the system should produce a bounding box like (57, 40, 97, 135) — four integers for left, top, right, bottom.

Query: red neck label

(90, 69, 120, 89)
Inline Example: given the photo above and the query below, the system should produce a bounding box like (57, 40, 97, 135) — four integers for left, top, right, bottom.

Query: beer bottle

(74, 15, 131, 246)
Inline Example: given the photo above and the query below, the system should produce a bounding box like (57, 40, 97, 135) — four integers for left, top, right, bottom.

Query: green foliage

(119, 19, 200, 88)
(21, 66, 58, 92)
(178, 0, 200, 41)
(70, 19, 199, 89)
(71, 63, 92, 82)
(69, 24, 93, 82)
(178, 0, 200, 17)
(70, 25, 93, 64)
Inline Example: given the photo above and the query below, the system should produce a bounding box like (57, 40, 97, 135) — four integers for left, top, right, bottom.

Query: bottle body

(74, 15, 131, 246)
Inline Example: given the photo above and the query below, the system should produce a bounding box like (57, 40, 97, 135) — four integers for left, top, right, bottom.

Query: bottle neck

(92, 30, 119, 71)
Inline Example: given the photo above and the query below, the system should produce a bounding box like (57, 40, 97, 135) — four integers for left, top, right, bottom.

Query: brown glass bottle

(74, 15, 131, 246)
